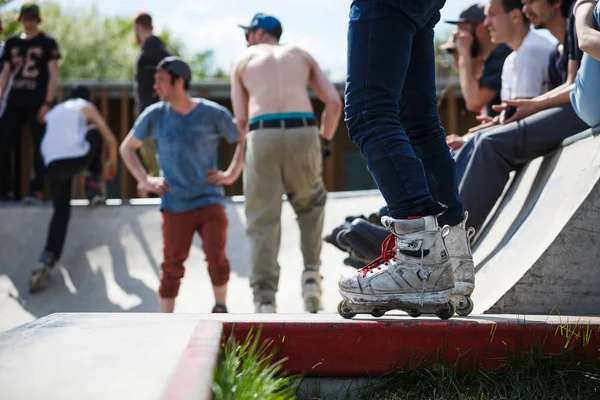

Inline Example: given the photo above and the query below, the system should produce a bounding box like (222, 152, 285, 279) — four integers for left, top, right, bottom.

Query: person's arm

(0, 61, 11, 103)
(82, 104, 118, 179)
(456, 30, 499, 112)
(575, 1, 600, 61)
(38, 41, 61, 123)
(119, 109, 169, 194)
(230, 56, 249, 140)
(206, 139, 245, 187)
(303, 49, 342, 141)
(206, 106, 245, 187)
(493, 83, 575, 124)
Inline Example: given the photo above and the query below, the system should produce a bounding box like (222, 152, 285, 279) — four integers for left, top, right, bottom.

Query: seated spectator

(449, 0, 590, 234)
(571, 0, 600, 127)
(445, 2, 512, 117)
(447, 0, 556, 150)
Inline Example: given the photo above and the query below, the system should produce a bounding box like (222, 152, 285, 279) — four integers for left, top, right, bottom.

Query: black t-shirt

(547, 4, 583, 90)
(134, 35, 172, 115)
(479, 43, 512, 117)
(0, 32, 60, 100)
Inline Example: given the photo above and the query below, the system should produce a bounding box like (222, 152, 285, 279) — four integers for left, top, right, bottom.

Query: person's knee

(345, 110, 399, 145)
(290, 184, 327, 215)
(159, 263, 185, 298)
(208, 257, 230, 287)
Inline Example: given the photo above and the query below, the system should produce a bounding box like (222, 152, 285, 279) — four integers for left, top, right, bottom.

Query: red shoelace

(360, 233, 396, 277)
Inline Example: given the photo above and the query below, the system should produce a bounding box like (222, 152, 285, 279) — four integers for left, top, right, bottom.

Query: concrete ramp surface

(0, 193, 384, 332)
(472, 127, 600, 315)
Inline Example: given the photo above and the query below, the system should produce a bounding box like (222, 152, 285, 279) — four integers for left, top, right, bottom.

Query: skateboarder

(232, 13, 342, 313)
(29, 86, 118, 293)
(338, 1, 475, 319)
(120, 56, 244, 313)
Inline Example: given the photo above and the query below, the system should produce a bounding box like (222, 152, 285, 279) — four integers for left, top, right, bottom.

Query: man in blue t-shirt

(120, 56, 244, 314)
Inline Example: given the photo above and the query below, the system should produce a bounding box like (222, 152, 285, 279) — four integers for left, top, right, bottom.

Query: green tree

(0, 0, 224, 81)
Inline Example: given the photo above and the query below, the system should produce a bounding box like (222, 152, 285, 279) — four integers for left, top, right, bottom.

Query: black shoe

(212, 304, 228, 313)
(84, 176, 104, 207)
(29, 264, 52, 293)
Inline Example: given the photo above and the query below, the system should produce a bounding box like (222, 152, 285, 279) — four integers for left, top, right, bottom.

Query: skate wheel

(455, 297, 474, 317)
(407, 310, 422, 318)
(436, 303, 455, 320)
(337, 300, 356, 319)
(371, 309, 385, 318)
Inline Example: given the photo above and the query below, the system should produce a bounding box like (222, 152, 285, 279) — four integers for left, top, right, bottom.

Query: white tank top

(41, 98, 91, 166)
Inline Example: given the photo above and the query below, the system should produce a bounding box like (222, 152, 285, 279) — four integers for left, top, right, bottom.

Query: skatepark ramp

(472, 126, 600, 315)
(0, 192, 385, 332)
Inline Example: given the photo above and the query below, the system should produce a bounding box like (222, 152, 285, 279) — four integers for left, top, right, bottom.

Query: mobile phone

(504, 105, 517, 120)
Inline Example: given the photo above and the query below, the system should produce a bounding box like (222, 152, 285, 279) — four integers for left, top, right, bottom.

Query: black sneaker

(212, 304, 228, 313)
(84, 176, 103, 207)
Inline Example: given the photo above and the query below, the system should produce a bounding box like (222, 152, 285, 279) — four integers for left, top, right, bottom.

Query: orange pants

(160, 204, 230, 299)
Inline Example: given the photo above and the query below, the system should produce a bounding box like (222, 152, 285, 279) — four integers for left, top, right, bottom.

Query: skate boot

(29, 252, 56, 293)
(302, 269, 323, 313)
(337, 215, 456, 320)
(255, 301, 276, 313)
(84, 174, 104, 207)
(447, 212, 476, 316)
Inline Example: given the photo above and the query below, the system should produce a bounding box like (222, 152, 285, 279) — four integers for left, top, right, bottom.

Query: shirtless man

(232, 13, 342, 313)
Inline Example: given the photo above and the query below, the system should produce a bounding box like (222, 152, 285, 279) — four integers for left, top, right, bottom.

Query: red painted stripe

(222, 318, 600, 377)
(162, 320, 223, 400)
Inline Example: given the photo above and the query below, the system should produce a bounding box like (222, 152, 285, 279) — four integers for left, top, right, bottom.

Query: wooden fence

(7, 79, 478, 200)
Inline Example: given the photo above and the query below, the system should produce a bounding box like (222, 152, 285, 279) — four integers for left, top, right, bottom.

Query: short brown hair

(133, 12, 152, 30)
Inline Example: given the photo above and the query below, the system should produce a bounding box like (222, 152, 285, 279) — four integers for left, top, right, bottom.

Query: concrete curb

(209, 314, 600, 377)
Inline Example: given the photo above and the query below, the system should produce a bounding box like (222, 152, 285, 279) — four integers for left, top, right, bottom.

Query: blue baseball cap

(238, 13, 282, 36)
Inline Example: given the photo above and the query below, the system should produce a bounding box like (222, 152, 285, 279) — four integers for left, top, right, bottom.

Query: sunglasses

(244, 29, 256, 41)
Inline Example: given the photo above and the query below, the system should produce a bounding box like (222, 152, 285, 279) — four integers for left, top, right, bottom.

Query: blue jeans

(344, 0, 463, 226)
(571, 2, 600, 128)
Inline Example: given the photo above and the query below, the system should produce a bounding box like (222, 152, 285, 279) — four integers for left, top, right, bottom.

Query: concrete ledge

(0, 313, 222, 400)
(2, 313, 599, 399)
(208, 313, 600, 377)
(161, 319, 223, 400)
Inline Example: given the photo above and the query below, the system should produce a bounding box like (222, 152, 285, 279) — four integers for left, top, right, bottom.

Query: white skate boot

(337, 215, 456, 320)
(446, 212, 476, 316)
(302, 270, 323, 313)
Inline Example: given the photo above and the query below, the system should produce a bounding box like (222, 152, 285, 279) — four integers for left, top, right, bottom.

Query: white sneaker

(254, 301, 276, 313)
(338, 215, 455, 319)
(446, 212, 476, 316)
(302, 269, 323, 313)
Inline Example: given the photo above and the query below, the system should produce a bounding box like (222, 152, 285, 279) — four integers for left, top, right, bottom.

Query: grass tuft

(212, 325, 300, 400)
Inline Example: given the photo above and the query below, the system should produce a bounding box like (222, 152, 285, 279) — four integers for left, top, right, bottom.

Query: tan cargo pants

(244, 126, 327, 304)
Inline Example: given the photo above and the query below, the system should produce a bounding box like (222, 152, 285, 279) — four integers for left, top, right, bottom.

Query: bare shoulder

(282, 44, 317, 69)
(232, 47, 256, 75)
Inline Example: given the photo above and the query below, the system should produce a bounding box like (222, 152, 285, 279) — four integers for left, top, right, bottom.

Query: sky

(6, 0, 554, 81)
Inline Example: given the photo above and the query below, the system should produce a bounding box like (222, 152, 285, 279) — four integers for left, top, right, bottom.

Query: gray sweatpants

(454, 104, 589, 233)
(243, 126, 327, 304)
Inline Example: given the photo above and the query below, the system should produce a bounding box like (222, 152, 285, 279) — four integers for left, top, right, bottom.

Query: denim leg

(400, 12, 464, 227)
(570, 2, 600, 128)
(345, 0, 447, 220)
